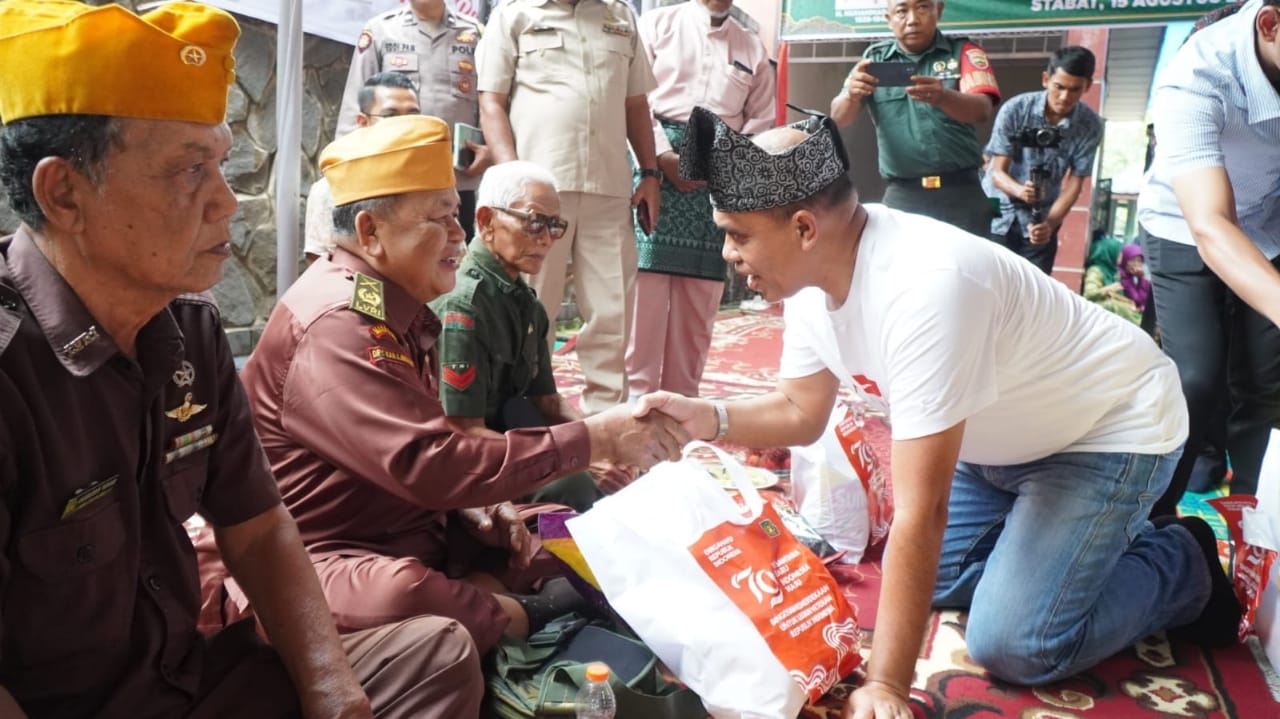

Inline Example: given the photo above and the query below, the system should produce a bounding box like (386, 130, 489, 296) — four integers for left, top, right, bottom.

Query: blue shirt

(1137, 0, 1280, 255)
(985, 89, 1102, 236)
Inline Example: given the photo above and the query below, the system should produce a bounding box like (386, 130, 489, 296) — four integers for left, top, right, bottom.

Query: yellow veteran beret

(0, 0, 239, 125)
(320, 115, 456, 206)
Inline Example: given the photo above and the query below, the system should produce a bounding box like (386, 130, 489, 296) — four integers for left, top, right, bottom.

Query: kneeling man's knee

(965, 616, 1070, 686)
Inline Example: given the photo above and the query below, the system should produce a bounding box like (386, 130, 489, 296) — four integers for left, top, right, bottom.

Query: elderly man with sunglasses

(431, 162, 629, 512)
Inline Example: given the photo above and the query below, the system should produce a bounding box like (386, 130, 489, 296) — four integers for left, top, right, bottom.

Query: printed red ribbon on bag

(690, 502, 862, 701)
(1207, 496, 1278, 641)
(834, 409, 893, 547)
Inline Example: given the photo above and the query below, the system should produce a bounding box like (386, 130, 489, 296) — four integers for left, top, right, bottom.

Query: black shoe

(1154, 516, 1241, 647)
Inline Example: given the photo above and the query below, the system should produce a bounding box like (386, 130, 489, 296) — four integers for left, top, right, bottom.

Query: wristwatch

(713, 401, 729, 441)
(639, 167, 663, 181)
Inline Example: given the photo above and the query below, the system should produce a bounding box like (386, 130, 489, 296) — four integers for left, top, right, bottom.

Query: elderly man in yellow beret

(0, 2, 484, 718)
(239, 115, 690, 654)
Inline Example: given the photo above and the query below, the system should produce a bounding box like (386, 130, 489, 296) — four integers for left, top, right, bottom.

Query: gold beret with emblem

(320, 115, 456, 206)
(0, 0, 239, 125)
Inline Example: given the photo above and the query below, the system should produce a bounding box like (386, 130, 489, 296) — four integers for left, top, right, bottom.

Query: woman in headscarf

(1082, 234, 1142, 325)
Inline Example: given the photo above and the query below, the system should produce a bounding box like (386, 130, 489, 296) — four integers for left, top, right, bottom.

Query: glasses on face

(493, 206, 568, 239)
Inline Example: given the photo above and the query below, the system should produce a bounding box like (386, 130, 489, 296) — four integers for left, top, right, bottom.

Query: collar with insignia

(350, 272, 387, 321)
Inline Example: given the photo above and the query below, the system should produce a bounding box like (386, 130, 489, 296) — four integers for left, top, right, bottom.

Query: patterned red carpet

(552, 307, 1280, 717)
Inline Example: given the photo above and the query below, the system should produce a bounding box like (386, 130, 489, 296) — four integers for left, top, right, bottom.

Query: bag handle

(681, 440, 765, 515)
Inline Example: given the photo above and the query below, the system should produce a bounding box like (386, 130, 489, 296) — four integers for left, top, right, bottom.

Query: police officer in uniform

(476, 0, 662, 415)
(431, 162, 630, 512)
(338, 0, 489, 238)
(830, 0, 1000, 237)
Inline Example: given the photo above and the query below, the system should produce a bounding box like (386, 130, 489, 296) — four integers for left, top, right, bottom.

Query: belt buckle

(921, 175, 942, 189)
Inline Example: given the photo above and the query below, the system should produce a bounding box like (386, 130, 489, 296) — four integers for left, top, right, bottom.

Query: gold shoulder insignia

(350, 273, 386, 321)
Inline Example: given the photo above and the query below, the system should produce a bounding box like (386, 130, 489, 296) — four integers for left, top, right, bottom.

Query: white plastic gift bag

(790, 405, 871, 564)
(568, 442, 862, 719)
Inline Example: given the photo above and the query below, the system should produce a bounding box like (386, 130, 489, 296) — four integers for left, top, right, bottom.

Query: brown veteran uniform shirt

(239, 247, 589, 560)
(476, 0, 656, 198)
(0, 229, 282, 718)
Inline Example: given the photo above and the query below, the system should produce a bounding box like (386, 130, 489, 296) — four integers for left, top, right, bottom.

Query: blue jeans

(932, 448, 1210, 685)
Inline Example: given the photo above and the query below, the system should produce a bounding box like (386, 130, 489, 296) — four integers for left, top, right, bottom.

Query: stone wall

(0, 6, 353, 358)
(218, 16, 353, 355)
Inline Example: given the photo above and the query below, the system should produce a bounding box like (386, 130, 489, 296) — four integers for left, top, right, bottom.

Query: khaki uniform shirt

(337, 6, 483, 191)
(429, 241, 556, 427)
(0, 229, 282, 718)
(475, 0, 657, 198)
(857, 33, 1001, 179)
(239, 248, 590, 561)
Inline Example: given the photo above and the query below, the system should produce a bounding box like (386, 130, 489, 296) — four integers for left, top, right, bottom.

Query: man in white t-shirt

(637, 107, 1239, 719)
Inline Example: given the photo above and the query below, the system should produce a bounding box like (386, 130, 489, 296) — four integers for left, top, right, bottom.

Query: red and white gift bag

(569, 442, 862, 718)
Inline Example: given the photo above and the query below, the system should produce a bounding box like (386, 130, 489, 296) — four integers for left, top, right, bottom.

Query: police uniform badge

(350, 272, 386, 320)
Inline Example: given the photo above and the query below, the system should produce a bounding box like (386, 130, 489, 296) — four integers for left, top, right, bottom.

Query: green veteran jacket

(429, 241, 556, 428)
(857, 32, 1001, 179)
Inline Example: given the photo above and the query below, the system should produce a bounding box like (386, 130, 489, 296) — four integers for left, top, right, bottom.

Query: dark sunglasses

(494, 206, 568, 239)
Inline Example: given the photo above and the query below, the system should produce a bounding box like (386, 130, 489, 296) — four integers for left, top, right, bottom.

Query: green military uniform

(430, 241, 600, 511)
(855, 32, 1000, 237)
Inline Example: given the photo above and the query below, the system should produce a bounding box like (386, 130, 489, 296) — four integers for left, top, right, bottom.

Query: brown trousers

(188, 615, 483, 718)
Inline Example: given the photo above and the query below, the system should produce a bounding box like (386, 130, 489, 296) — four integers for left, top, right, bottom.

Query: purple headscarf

(1119, 244, 1151, 311)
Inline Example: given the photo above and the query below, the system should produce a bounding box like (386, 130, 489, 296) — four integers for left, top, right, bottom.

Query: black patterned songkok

(678, 106, 850, 213)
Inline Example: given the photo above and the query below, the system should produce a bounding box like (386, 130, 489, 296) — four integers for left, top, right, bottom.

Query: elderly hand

(586, 459, 638, 494)
(585, 404, 690, 470)
(905, 75, 946, 106)
(456, 503, 531, 569)
(302, 681, 373, 719)
(658, 151, 705, 194)
(843, 58, 879, 99)
(843, 680, 912, 719)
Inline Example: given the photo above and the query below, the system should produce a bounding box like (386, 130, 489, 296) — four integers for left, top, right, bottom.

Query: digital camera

(1013, 126, 1062, 149)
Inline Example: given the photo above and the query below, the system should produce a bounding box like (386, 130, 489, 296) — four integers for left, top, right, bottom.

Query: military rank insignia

(350, 273, 386, 321)
(442, 363, 476, 391)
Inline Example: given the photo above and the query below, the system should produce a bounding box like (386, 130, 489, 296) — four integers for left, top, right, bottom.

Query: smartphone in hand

(636, 199, 654, 234)
(453, 122, 484, 169)
(863, 62, 915, 87)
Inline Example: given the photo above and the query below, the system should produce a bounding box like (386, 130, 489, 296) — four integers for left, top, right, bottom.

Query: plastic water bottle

(574, 662, 616, 718)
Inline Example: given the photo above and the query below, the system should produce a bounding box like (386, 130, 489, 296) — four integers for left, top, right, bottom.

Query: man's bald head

(753, 126, 811, 155)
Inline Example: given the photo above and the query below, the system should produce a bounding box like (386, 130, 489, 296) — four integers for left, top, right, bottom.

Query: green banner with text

(782, 0, 1238, 40)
